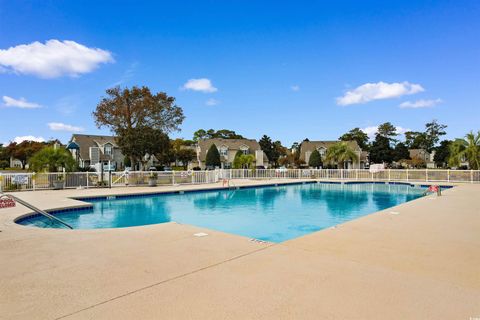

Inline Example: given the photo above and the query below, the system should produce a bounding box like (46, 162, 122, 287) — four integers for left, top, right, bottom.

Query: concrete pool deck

(0, 179, 479, 319)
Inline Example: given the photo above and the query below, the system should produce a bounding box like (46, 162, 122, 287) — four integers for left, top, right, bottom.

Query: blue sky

(0, 0, 479, 146)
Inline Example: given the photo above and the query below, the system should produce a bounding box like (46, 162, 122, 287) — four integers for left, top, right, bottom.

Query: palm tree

(233, 152, 255, 169)
(325, 142, 359, 169)
(448, 131, 480, 169)
(28, 146, 76, 172)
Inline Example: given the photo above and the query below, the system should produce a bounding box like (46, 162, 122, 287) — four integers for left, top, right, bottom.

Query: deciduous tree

(6, 141, 46, 169)
(93, 86, 184, 167)
(117, 126, 170, 170)
(175, 148, 196, 169)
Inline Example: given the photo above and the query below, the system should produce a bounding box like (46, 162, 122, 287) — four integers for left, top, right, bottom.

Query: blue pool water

(18, 182, 426, 242)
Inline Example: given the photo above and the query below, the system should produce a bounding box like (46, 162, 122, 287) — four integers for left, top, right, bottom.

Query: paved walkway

(0, 180, 479, 319)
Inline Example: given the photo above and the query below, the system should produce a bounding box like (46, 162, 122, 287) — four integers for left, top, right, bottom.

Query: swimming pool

(18, 182, 427, 242)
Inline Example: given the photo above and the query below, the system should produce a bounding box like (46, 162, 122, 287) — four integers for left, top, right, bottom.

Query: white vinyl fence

(0, 169, 479, 192)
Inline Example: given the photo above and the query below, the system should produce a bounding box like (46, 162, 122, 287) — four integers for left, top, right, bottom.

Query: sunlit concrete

(0, 180, 478, 319)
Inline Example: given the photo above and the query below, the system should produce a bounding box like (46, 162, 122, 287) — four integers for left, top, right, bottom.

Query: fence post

(356, 169, 358, 180)
(86, 172, 89, 188)
(406, 169, 409, 182)
(471, 170, 474, 184)
(172, 171, 175, 185)
(447, 169, 450, 182)
(426, 169, 428, 182)
(32, 172, 36, 191)
(388, 169, 391, 182)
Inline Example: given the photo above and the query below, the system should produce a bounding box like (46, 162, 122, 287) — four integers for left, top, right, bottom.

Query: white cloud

(10, 136, 46, 144)
(399, 98, 442, 109)
(2, 96, 42, 109)
(182, 78, 217, 93)
(291, 85, 300, 92)
(362, 125, 410, 139)
(0, 39, 114, 78)
(362, 126, 380, 138)
(205, 98, 219, 106)
(337, 81, 424, 106)
(48, 122, 84, 132)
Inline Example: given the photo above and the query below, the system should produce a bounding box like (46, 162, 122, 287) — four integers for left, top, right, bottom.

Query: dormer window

(104, 144, 113, 156)
(240, 145, 249, 155)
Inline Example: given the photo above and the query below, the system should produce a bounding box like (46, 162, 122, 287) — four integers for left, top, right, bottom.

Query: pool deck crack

(55, 244, 274, 320)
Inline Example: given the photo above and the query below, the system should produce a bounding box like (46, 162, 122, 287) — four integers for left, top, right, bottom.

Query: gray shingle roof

(299, 140, 368, 161)
(71, 134, 118, 161)
(197, 138, 267, 162)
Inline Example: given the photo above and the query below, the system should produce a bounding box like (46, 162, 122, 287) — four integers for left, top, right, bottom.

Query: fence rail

(1, 169, 479, 192)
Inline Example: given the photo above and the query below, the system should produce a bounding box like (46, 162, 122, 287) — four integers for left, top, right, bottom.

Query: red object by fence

(0, 195, 16, 209)
(427, 185, 439, 193)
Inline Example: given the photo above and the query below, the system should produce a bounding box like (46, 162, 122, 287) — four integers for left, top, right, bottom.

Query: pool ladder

(226, 180, 237, 199)
(4, 193, 73, 229)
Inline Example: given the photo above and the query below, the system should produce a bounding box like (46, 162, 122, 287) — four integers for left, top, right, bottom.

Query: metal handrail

(5, 194, 73, 229)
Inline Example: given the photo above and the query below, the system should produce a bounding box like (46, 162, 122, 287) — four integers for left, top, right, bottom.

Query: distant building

(409, 149, 436, 168)
(195, 138, 268, 169)
(9, 157, 23, 168)
(68, 134, 125, 170)
(299, 140, 369, 169)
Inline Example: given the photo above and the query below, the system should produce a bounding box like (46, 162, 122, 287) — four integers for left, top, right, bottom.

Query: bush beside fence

(0, 169, 479, 192)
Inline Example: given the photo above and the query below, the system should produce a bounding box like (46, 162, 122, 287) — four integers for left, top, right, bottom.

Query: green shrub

(308, 149, 322, 168)
(205, 144, 221, 168)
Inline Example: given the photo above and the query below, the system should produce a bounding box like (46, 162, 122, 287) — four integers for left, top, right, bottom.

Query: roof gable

(197, 138, 262, 161)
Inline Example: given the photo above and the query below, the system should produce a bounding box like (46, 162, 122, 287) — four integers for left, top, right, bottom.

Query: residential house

(195, 138, 268, 169)
(68, 134, 125, 170)
(409, 149, 436, 168)
(299, 140, 369, 169)
(9, 140, 62, 170)
(9, 157, 23, 168)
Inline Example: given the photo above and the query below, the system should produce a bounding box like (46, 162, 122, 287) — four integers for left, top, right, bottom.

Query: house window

(104, 144, 112, 156)
(317, 147, 326, 157)
(240, 146, 249, 155)
(220, 146, 228, 157)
